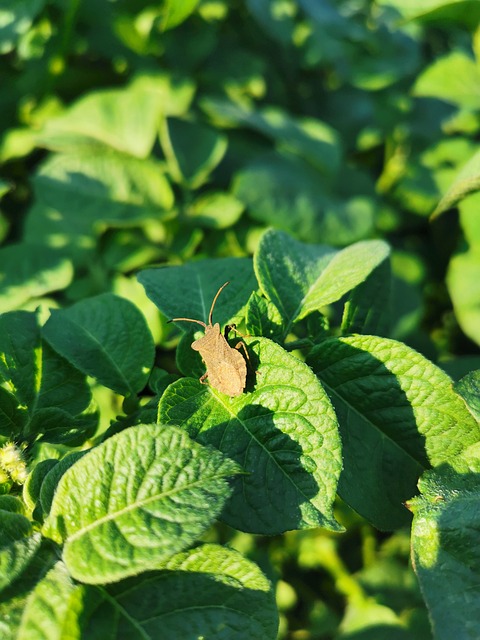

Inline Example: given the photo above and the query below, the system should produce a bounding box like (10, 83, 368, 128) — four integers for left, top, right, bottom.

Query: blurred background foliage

(1, 0, 480, 637)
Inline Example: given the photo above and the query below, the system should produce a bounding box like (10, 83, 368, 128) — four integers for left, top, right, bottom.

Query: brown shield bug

(169, 281, 249, 397)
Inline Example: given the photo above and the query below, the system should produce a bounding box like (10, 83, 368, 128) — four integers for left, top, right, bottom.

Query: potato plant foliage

(1, 2, 480, 639)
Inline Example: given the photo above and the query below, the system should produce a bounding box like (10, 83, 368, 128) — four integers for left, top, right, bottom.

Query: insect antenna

(168, 317, 207, 328)
(208, 281, 230, 325)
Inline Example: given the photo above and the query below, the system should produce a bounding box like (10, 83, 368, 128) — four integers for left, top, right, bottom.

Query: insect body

(170, 282, 248, 397)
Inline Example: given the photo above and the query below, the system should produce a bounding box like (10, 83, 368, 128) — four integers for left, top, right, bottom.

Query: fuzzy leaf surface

(159, 337, 342, 534)
(454, 369, 480, 423)
(0, 518, 40, 595)
(42, 424, 240, 584)
(307, 335, 480, 529)
(85, 544, 278, 639)
(409, 459, 480, 640)
(42, 293, 154, 397)
(17, 561, 87, 640)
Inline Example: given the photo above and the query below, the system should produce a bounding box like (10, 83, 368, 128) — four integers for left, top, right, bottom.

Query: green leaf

(160, 117, 228, 188)
(159, 337, 342, 534)
(138, 257, 256, 327)
(37, 73, 193, 158)
(42, 424, 240, 583)
(341, 259, 392, 337)
(34, 148, 174, 215)
(0, 505, 40, 594)
(185, 191, 244, 228)
(233, 153, 375, 246)
(0, 312, 91, 437)
(39, 453, 86, 517)
(17, 561, 88, 640)
(24, 150, 174, 266)
(202, 98, 341, 174)
(446, 248, 480, 347)
(86, 544, 278, 639)
(42, 293, 155, 396)
(454, 369, 480, 423)
(432, 148, 480, 218)
(23, 459, 58, 514)
(377, 0, 480, 27)
(245, 291, 284, 343)
(0, 244, 73, 313)
(413, 50, 480, 110)
(0, 387, 27, 439)
(254, 230, 390, 335)
(159, 0, 201, 31)
(409, 462, 480, 640)
(307, 335, 480, 529)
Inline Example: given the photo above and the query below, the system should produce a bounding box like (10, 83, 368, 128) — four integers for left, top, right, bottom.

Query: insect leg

(199, 372, 209, 385)
(234, 340, 250, 363)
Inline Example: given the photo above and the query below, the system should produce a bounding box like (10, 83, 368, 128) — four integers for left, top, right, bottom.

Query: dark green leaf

(159, 337, 342, 534)
(86, 544, 278, 640)
(138, 257, 256, 327)
(43, 293, 155, 396)
(307, 335, 480, 529)
(254, 230, 390, 336)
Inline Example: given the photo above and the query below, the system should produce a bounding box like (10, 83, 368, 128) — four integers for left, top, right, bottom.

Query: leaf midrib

(66, 469, 234, 544)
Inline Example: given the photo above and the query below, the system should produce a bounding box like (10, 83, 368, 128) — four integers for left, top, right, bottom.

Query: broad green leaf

(307, 335, 480, 530)
(432, 148, 480, 218)
(159, 0, 201, 31)
(409, 462, 480, 640)
(0, 501, 40, 595)
(202, 98, 341, 174)
(42, 424, 240, 583)
(17, 561, 87, 640)
(24, 150, 174, 265)
(32, 407, 98, 447)
(413, 50, 480, 110)
(37, 73, 194, 158)
(23, 459, 58, 514)
(39, 453, 86, 517)
(0, 533, 41, 596)
(86, 544, 278, 640)
(0, 312, 91, 432)
(446, 248, 480, 347)
(341, 259, 392, 337)
(377, 0, 480, 27)
(185, 191, 244, 228)
(43, 293, 155, 397)
(34, 149, 174, 216)
(0, 387, 27, 439)
(454, 369, 480, 423)
(254, 230, 390, 336)
(0, 311, 41, 410)
(159, 337, 342, 534)
(160, 117, 227, 188)
(0, 244, 73, 313)
(138, 257, 256, 327)
(245, 291, 284, 343)
(233, 153, 375, 245)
